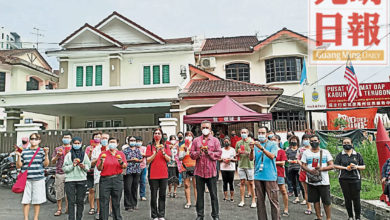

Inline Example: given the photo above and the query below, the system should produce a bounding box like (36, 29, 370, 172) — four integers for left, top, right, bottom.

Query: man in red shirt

(230, 130, 241, 149)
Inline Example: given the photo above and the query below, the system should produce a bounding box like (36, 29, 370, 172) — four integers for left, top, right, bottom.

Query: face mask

(170, 140, 177, 145)
(241, 133, 248, 139)
(231, 133, 236, 137)
(311, 142, 320, 149)
(302, 140, 310, 146)
(108, 143, 117, 150)
(65, 146, 72, 152)
(94, 138, 101, 144)
(178, 136, 183, 141)
(268, 134, 274, 139)
(72, 144, 82, 150)
(136, 142, 142, 147)
(290, 142, 298, 147)
(224, 142, 230, 147)
(101, 139, 108, 146)
(129, 141, 136, 147)
(270, 140, 277, 146)
(30, 140, 40, 146)
(185, 136, 193, 141)
(62, 138, 71, 145)
(22, 141, 27, 145)
(343, 144, 353, 150)
(202, 129, 210, 136)
(258, 135, 266, 142)
(163, 137, 167, 141)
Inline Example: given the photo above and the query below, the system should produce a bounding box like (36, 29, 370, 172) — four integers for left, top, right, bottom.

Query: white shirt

(301, 149, 333, 186)
(91, 145, 103, 184)
(220, 147, 236, 171)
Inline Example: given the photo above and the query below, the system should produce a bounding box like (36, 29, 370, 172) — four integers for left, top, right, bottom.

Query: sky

(0, 0, 388, 85)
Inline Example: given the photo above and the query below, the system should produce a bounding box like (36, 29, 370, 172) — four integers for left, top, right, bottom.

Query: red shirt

(276, 149, 287, 177)
(96, 150, 127, 177)
(145, 144, 172, 179)
(231, 135, 242, 149)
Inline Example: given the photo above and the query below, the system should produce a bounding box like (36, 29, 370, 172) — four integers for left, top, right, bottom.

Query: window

(265, 57, 302, 83)
(46, 83, 54, 90)
(26, 78, 39, 91)
(75, 65, 103, 87)
(1, 42, 3, 48)
(143, 64, 170, 85)
(1, 33, 3, 39)
(6, 35, 9, 41)
(225, 63, 250, 82)
(85, 119, 123, 128)
(273, 111, 305, 121)
(6, 44, 8, 49)
(0, 72, 5, 92)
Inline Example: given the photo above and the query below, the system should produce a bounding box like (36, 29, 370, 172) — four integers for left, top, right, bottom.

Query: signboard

(326, 82, 390, 109)
(304, 85, 327, 110)
(327, 108, 377, 130)
(309, 0, 388, 65)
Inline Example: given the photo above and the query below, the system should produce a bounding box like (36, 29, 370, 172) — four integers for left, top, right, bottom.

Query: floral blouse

(123, 147, 142, 174)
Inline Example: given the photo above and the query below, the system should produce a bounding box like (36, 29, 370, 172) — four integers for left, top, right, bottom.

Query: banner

(326, 82, 390, 109)
(327, 108, 377, 130)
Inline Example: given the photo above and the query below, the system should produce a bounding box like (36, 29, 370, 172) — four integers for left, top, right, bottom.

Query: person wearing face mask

(230, 130, 241, 151)
(179, 131, 197, 209)
(145, 128, 172, 220)
(283, 131, 295, 150)
(136, 136, 148, 201)
(220, 137, 237, 202)
(16, 133, 50, 220)
(62, 136, 91, 220)
(249, 126, 280, 220)
(20, 137, 31, 149)
(190, 120, 222, 220)
(97, 137, 127, 220)
(167, 135, 181, 198)
(177, 132, 185, 188)
(334, 138, 365, 220)
(296, 134, 313, 215)
(301, 135, 334, 220)
(122, 136, 143, 212)
(235, 128, 256, 208)
(89, 132, 105, 219)
(285, 136, 305, 206)
(51, 131, 72, 216)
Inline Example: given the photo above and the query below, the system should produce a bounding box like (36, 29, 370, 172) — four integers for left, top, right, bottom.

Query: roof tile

(201, 36, 258, 54)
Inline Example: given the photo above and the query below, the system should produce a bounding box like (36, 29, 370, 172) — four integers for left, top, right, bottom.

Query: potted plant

(333, 118, 348, 130)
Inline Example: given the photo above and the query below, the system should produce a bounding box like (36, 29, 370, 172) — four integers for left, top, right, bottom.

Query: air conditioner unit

(200, 57, 216, 69)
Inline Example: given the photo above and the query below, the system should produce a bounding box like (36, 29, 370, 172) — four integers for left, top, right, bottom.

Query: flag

(344, 60, 362, 103)
(300, 58, 307, 85)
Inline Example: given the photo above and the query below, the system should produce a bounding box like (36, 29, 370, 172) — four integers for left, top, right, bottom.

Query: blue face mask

(101, 139, 108, 146)
(62, 138, 71, 145)
(136, 142, 142, 147)
(72, 144, 82, 150)
(268, 134, 274, 139)
(241, 133, 248, 139)
(129, 142, 136, 147)
(302, 140, 310, 146)
(258, 135, 266, 142)
(108, 143, 117, 150)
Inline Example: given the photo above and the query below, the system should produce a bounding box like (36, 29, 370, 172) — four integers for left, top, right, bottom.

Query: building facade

(0, 27, 22, 50)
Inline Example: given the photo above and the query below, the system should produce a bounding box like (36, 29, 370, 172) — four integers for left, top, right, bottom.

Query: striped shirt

(21, 147, 46, 180)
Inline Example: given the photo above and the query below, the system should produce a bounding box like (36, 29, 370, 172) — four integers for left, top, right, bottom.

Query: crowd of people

(13, 122, 390, 220)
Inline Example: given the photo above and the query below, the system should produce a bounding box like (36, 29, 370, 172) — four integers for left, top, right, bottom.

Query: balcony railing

(272, 120, 307, 132)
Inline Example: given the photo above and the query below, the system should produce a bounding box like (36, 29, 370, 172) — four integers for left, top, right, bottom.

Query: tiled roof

(271, 95, 304, 112)
(180, 79, 283, 98)
(165, 37, 193, 44)
(0, 48, 52, 71)
(200, 36, 258, 55)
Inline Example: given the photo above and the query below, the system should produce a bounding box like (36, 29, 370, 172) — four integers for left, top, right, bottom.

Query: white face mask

(170, 140, 177, 144)
(185, 136, 193, 141)
(202, 128, 210, 136)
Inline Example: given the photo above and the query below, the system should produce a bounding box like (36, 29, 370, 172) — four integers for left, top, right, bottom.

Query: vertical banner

(327, 108, 377, 130)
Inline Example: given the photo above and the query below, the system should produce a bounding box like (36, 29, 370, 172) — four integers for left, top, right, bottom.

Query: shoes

(141, 197, 147, 201)
(238, 201, 245, 207)
(158, 218, 165, 220)
(230, 198, 234, 202)
(95, 213, 99, 220)
(153, 218, 159, 220)
(213, 218, 220, 220)
(250, 202, 257, 208)
(195, 217, 204, 220)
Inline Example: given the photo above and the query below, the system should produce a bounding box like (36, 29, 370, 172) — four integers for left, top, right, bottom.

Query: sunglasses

(30, 138, 39, 141)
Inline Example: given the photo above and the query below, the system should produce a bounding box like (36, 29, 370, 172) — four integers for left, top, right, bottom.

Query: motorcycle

(0, 152, 18, 187)
(45, 167, 57, 203)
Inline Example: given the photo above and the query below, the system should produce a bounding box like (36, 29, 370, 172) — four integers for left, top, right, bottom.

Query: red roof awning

(183, 96, 272, 124)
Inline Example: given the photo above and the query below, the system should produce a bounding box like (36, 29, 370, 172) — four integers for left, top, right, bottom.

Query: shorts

(54, 174, 66, 200)
(182, 169, 195, 179)
(168, 167, 179, 185)
(299, 170, 307, 182)
(87, 175, 94, 189)
(94, 183, 99, 199)
(22, 179, 46, 204)
(277, 176, 285, 185)
(238, 168, 254, 181)
(307, 184, 331, 205)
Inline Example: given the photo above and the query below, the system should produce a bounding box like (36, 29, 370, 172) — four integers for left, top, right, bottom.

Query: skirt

(168, 167, 179, 185)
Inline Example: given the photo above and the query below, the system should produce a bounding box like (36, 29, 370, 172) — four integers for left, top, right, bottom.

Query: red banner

(326, 82, 390, 109)
(327, 108, 377, 130)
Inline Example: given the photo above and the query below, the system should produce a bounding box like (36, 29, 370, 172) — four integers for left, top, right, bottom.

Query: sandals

(54, 210, 62, 216)
(245, 194, 251, 198)
(88, 208, 96, 215)
(173, 193, 177, 198)
(293, 199, 300, 204)
(304, 209, 312, 215)
(282, 211, 289, 217)
(168, 192, 173, 198)
(300, 200, 307, 205)
(184, 203, 191, 209)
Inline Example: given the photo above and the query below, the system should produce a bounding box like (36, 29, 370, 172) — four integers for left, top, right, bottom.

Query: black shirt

(334, 150, 365, 180)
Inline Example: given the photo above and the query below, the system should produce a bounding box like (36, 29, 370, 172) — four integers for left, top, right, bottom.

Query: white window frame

(141, 63, 170, 86)
(73, 62, 104, 88)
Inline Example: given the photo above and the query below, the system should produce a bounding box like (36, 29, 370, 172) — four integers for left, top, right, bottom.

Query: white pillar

(159, 118, 178, 137)
(15, 123, 42, 146)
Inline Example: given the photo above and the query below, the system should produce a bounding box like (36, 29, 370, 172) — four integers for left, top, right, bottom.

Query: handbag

(307, 150, 323, 183)
(12, 148, 40, 193)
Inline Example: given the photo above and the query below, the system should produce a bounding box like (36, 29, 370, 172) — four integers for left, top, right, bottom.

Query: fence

(272, 120, 307, 132)
(39, 126, 159, 152)
(0, 132, 17, 153)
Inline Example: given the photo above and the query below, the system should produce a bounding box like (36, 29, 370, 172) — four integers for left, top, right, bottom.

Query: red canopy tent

(183, 96, 272, 124)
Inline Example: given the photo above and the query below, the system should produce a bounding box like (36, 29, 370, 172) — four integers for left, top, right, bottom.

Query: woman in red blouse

(145, 128, 172, 220)
(96, 137, 127, 220)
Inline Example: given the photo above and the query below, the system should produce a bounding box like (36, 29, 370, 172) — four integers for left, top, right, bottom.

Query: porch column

(15, 123, 42, 146)
(4, 108, 21, 131)
(159, 118, 177, 137)
(59, 116, 71, 129)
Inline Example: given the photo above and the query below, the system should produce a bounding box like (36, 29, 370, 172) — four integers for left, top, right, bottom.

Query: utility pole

(31, 27, 44, 50)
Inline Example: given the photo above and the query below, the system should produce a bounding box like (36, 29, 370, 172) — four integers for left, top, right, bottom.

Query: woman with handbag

(179, 131, 197, 209)
(334, 137, 365, 220)
(63, 136, 91, 220)
(15, 133, 50, 220)
(297, 134, 313, 215)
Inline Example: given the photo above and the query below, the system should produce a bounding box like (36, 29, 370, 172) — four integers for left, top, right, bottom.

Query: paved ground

(0, 180, 356, 220)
